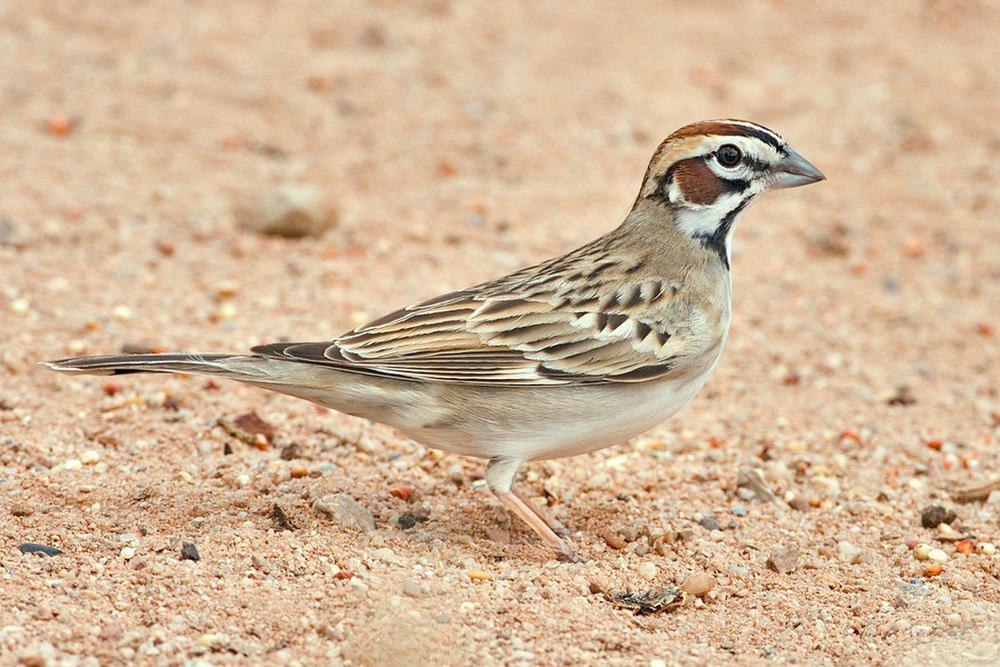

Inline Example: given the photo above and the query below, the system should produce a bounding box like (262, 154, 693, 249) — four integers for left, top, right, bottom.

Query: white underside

(395, 356, 722, 462)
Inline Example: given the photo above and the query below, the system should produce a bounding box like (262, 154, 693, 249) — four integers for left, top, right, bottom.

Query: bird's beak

(771, 146, 825, 188)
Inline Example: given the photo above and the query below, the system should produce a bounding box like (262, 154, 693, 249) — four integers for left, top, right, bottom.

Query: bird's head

(638, 119, 824, 266)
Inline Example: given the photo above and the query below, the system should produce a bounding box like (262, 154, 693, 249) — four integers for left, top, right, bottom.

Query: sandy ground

(1, 1, 998, 665)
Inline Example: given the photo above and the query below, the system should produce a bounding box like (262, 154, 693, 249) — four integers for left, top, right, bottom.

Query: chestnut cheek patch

(672, 158, 723, 205)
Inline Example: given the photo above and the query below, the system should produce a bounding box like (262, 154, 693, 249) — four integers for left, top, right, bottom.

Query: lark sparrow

(48, 119, 824, 560)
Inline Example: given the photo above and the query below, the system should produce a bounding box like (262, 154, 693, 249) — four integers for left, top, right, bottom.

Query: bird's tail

(45, 352, 386, 420)
(45, 353, 269, 380)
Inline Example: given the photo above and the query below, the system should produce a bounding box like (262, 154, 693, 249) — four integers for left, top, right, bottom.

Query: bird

(47, 119, 824, 561)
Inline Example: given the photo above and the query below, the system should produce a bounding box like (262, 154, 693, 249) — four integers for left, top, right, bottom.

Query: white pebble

(112, 305, 133, 321)
(947, 613, 961, 627)
(837, 541, 861, 562)
(372, 548, 396, 563)
(236, 473, 250, 487)
(913, 543, 933, 561)
(81, 449, 101, 465)
(709, 529, 724, 542)
(637, 562, 657, 580)
(978, 542, 996, 555)
(64, 459, 82, 471)
(120, 546, 136, 560)
(927, 548, 949, 563)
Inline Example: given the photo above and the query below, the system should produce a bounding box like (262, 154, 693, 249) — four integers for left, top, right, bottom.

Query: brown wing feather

(251, 231, 710, 385)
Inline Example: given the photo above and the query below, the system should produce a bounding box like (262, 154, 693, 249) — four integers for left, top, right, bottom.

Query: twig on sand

(950, 478, 1000, 503)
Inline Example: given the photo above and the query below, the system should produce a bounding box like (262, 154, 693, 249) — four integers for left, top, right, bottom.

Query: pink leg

(485, 457, 584, 562)
(514, 489, 572, 538)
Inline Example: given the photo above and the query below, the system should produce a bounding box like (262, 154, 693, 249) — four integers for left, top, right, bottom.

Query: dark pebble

(887, 385, 916, 406)
(920, 505, 956, 529)
(180, 541, 201, 561)
(397, 512, 429, 530)
(698, 516, 721, 531)
(19, 542, 62, 557)
(271, 503, 296, 531)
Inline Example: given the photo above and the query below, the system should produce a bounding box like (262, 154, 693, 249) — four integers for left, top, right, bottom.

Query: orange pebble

(840, 429, 861, 443)
(955, 540, 974, 555)
(926, 440, 943, 451)
(289, 466, 308, 479)
(307, 74, 331, 91)
(390, 485, 414, 501)
(923, 563, 943, 577)
(253, 433, 271, 451)
(102, 381, 122, 396)
(904, 237, 926, 257)
(47, 113, 72, 136)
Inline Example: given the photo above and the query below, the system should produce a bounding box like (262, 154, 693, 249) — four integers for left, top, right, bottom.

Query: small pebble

(977, 542, 995, 555)
(402, 580, 423, 598)
(64, 459, 82, 471)
(600, 529, 626, 550)
(923, 563, 943, 577)
(397, 512, 429, 530)
(954, 540, 974, 555)
(927, 548, 948, 563)
(19, 542, 62, 557)
(731, 504, 746, 517)
(837, 541, 861, 563)
(120, 546, 136, 560)
(390, 485, 415, 501)
(10, 503, 34, 517)
(698, 516, 721, 530)
(936, 523, 959, 540)
(180, 541, 200, 562)
(680, 572, 716, 597)
(767, 547, 800, 574)
(80, 449, 101, 465)
(99, 623, 124, 641)
(913, 543, 933, 561)
(372, 547, 396, 562)
(637, 562, 657, 580)
(237, 184, 337, 238)
(709, 529, 724, 542)
(468, 570, 493, 583)
(920, 505, 956, 529)
(312, 493, 377, 531)
(947, 613, 961, 627)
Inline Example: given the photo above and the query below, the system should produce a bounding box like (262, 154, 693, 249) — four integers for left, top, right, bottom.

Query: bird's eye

(717, 144, 742, 167)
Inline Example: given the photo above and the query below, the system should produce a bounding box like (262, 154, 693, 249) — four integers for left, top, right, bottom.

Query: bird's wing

(252, 240, 716, 386)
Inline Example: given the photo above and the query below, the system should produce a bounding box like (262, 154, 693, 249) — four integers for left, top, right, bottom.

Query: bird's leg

(485, 457, 584, 562)
(513, 488, 572, 538)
